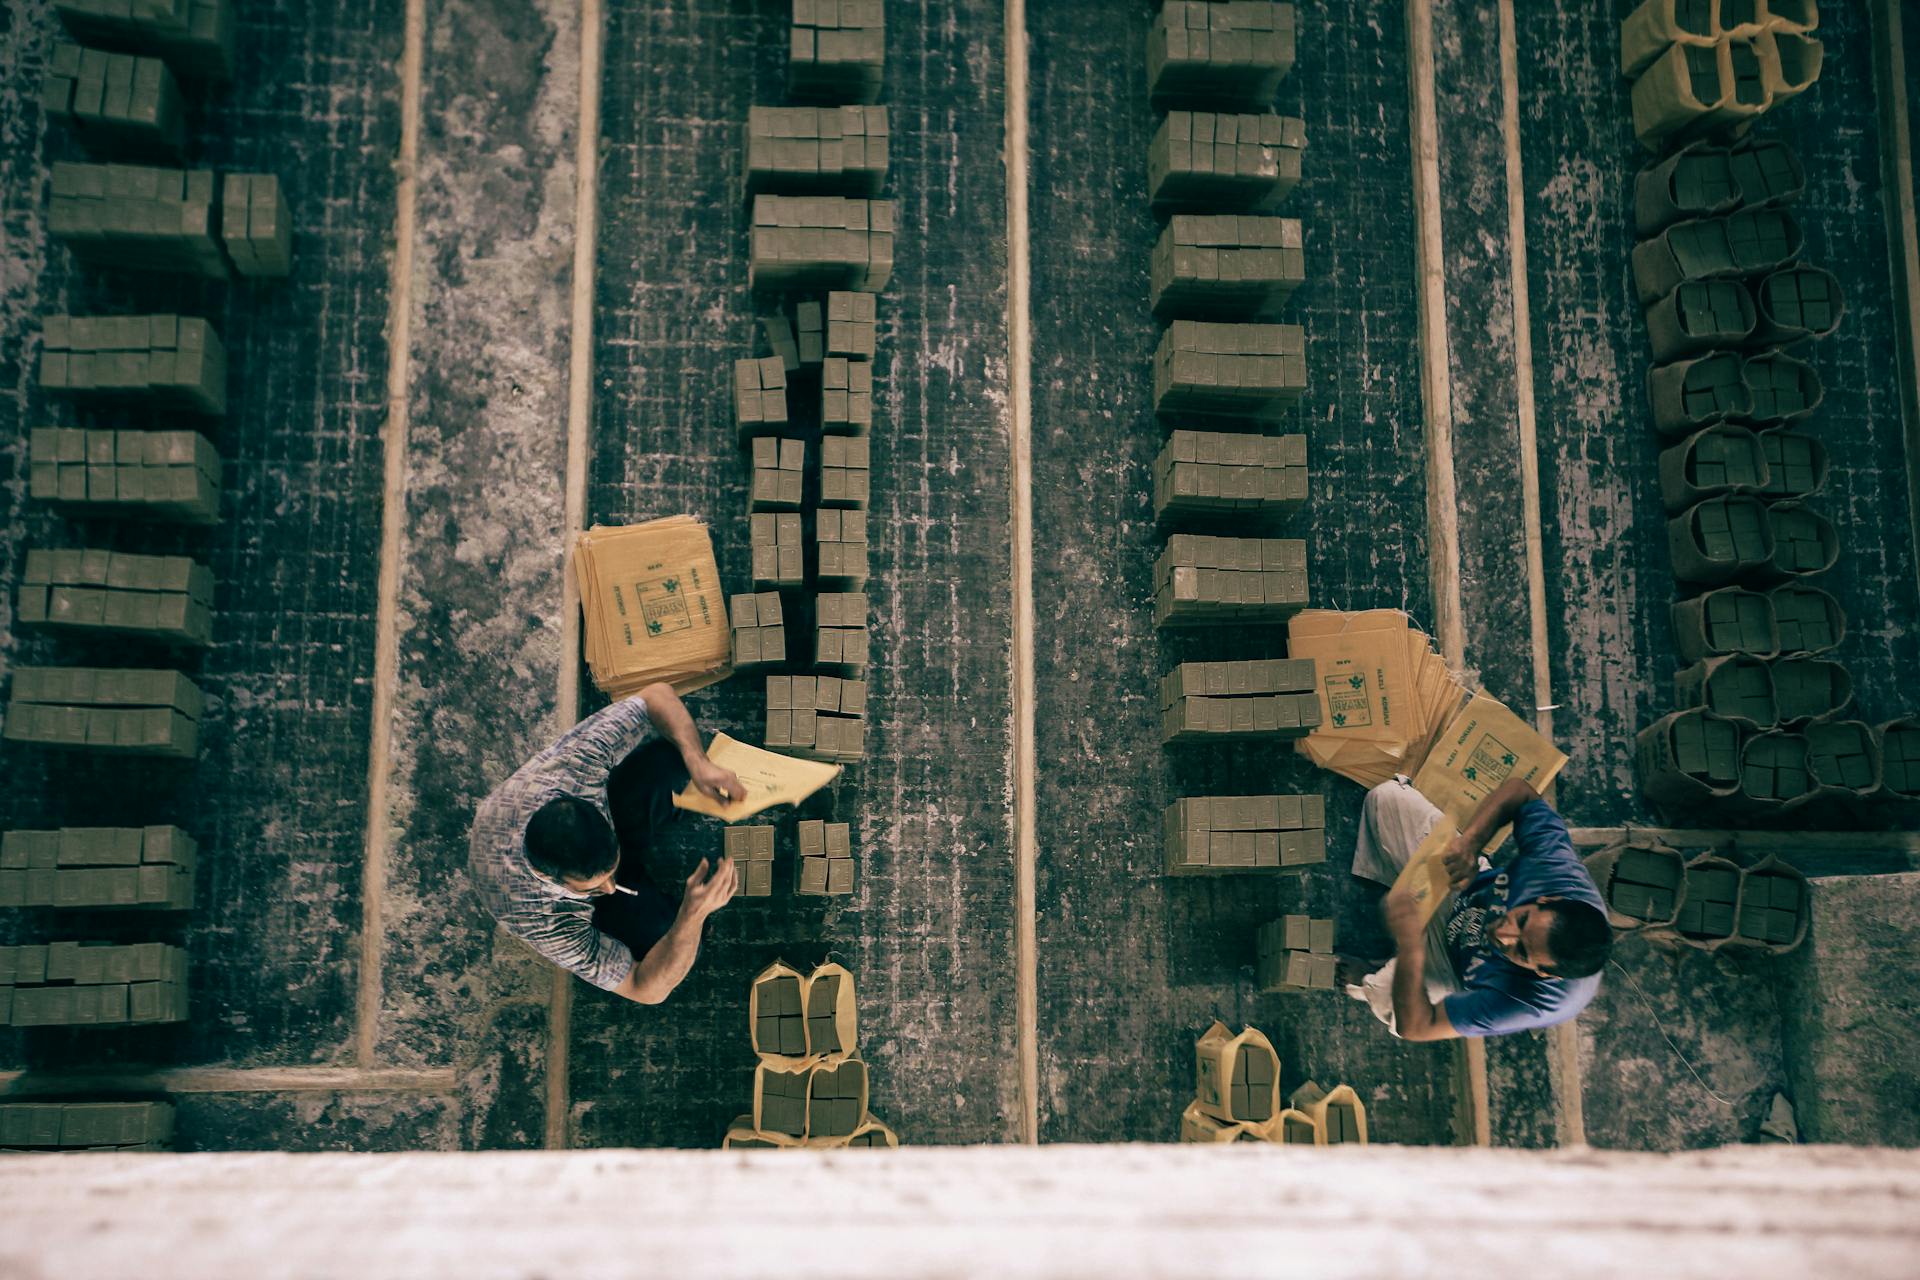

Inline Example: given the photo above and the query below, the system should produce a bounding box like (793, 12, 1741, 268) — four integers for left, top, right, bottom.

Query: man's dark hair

(1542, 900, 1613, 979)
(524, 796, 618, 883)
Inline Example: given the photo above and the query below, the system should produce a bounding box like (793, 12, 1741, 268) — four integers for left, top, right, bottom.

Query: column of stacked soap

(28, 426, 222, 523)
(723, 824, 777, 898)
(1179, 1019, 1371, 1146)
(53, 0, 238, 83)
(747, 105, 889, 195)
(0, 825, 195, 910)
(0, 1101, 174, 1151)
(1163, 794, 1326, 874)
(0, 942, 188, 1026)
(766, 676, 867, 764)
(17, 547, 214, 645)
(1622, 33, 1902, 815)
(1153, 428, 1306, 520)
(1142, 5, 1321, 932)
(724, 961, 900, 1149)
(42, 43, 186, 154)
(787, 0, 885, 103)
(39, 313, 227, 413)
(733, 14, 893, 803)
(750, 197, 894, 292)
(49, 162, 291, 278)
(4, 667, 203, 758)
(1255, 913, 1335, 991)
(794, 818, 856, 895)
(1154, 533, 1307, 626)
(1584, 837, 1809, 953)
(33, 0, 256, 1149)
(1160, 658, 1319, 741)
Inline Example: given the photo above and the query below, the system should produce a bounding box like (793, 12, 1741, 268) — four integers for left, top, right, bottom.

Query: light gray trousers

(1350, 777, 1465, 1035)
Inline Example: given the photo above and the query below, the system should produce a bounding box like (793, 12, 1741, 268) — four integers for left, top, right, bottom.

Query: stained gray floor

(0, 0, 1915, 1152)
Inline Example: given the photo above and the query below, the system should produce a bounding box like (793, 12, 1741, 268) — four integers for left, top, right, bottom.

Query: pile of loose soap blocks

(1179, 1021, 1368, 1145)
(3, 0, 287, 1148)
(722, 961, 899, 1149)
(1624, 0, 1911, 821)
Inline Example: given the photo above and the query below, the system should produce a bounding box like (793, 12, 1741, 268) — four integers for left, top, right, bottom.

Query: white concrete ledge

(0, 1144, 1915, 1279)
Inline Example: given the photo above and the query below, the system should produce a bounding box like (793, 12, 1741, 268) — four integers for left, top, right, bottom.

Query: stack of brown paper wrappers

(573, 516, 732, 698)
(1287, 608, 1470, 787)
(1289, 609, 1570, 929)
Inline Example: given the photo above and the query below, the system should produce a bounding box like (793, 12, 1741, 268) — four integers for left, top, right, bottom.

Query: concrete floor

(0, 0, 1917, 1151)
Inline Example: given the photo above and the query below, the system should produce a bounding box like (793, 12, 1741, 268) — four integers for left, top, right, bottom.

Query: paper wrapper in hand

(1412, 690, 1568, 851)
(672, 733, 841, 821)
(1393, 691, 1568, 931)
(1391, 816, 1461, 932)
(574, 516, 731, 698)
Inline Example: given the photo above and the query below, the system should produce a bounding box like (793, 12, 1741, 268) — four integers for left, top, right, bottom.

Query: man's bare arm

(1383, 889, 1460, 1042)
(613, 918, 703, 1005)
(1456, 777, 1541, 858)
(609, 856, 735, 1005)
(637, 683, 742, 803)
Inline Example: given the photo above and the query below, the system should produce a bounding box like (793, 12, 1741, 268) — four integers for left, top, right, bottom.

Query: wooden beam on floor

(1004, 0, 1040, 1147)
(354, 0, 429, 1072)
(1568, 827, 1920, 853)
(543, 0, 608, 1154)
(0, 1067, 458, 1096)
(1495, 0, 1585, 1151)
(1404, 0, 1486, 1150)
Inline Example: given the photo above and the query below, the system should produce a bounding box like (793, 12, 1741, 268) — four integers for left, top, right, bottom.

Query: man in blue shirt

(1347, 775, 1612, 1041)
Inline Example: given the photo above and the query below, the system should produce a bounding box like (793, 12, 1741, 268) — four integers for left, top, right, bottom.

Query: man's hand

(638, 682, 734, 799)
(617, 858, 732, 1006)
(1382, 888, 1426, 950)
(688, 757, 743, 804)
(677, 856, 737, 923)
(1441, 832, 1479, 893)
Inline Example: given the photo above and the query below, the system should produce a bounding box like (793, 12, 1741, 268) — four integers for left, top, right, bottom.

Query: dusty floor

(0, 0, 1916, 1150)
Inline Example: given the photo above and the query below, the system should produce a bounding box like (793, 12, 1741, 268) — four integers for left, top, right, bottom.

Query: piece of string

(1607, 957, 1738, 1109)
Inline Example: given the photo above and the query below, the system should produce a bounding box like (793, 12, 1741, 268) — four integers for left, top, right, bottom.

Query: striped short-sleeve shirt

(468, 696, 658, 991)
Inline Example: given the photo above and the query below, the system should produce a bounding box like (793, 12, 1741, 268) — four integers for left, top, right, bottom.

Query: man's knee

(1361, 780, 1404, 823)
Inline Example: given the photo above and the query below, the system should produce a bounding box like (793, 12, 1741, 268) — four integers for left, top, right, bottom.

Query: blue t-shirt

(1439, 801, 1604, 1038)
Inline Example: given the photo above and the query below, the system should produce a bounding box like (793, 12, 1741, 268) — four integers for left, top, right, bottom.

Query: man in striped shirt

(469, 682, 742, 1005)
